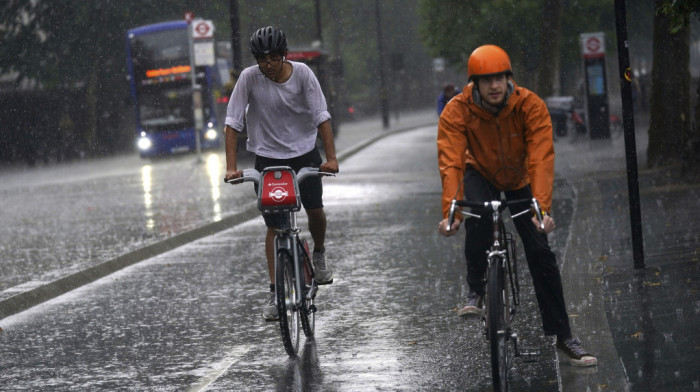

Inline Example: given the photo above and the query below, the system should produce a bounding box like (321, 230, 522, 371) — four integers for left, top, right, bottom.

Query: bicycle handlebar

(447, 197, 544, 232)
(224, 166, 336, 187)
(224, 168, 261, 186)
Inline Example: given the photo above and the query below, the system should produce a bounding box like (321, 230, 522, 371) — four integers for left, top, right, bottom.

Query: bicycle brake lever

(225, 177, 244, 184)
(447, 200, 457, 232)
(532, 198, 545, 230)
(225, 169, 260, 185)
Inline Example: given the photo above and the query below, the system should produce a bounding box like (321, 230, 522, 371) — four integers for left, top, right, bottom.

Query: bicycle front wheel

(276, 250, 300, 356)
(487, 257, 509, 392)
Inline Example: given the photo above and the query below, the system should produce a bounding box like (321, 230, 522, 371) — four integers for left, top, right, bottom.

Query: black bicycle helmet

(250, 26, 288, 57)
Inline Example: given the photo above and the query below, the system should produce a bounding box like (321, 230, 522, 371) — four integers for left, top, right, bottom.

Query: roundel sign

(192, 20, 214, 39)
(586, 37, 600, 52)
(269, 187, 289, 202)
(581, 32, 605, 59)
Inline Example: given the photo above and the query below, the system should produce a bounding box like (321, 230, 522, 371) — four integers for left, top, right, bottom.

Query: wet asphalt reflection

(0, 127, 567, 391)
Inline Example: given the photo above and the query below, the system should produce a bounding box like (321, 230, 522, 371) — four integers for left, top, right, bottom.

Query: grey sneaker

(457, 292, 483, 316)
(556, 337, 597, 367)
(263, 292, 279, 321)
(313, 248, 334, 285)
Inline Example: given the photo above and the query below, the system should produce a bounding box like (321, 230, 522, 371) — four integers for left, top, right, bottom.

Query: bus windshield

(139, 86, 194, 132)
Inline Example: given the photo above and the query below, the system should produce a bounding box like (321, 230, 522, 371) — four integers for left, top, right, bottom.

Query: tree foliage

(0, 0, 436, 164)
(648, 0, 700, 170)
(417, 0, 700, 170)
(657, 0, 700, 33)
(0, 1, 233, 161)
(417, 0, 615, 95)
(237, 0, 435, 113)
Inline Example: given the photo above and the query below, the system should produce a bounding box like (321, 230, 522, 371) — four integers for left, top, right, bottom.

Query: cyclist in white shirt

(224, 26, 338, 321)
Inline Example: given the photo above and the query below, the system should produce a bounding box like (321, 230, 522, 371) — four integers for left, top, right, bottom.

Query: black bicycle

(448, 196, 543, 391)
(227, 166, 334, 356)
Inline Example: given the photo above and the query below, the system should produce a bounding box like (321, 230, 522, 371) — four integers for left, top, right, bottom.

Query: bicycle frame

(470, 201, 522, 327)
(273, 211, 317, 309)
(448, 196, 542, 391)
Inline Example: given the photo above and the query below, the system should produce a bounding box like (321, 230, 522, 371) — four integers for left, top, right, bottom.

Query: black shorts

(254, 147, 324, 228)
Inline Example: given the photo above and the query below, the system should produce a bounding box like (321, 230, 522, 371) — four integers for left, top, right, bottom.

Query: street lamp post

(375, 0, 390, 129)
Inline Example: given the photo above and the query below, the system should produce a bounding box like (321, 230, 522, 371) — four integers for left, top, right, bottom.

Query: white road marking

(186, 345, 253, 392)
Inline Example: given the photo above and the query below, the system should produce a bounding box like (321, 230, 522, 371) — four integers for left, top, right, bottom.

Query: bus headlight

(137, 136, 152, 150)
(204, 129, 218, 140)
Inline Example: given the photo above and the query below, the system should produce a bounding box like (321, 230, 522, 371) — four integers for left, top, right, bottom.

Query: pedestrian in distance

(436, 44, 597, 367)
(223, 26, 339, 321)
(437, 83, 459, 115)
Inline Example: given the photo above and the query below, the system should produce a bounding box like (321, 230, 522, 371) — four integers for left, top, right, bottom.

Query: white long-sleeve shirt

(225, 61, 331, 159)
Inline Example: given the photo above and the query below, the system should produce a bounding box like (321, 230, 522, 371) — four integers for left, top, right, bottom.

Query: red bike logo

(269, 187, 289, 202)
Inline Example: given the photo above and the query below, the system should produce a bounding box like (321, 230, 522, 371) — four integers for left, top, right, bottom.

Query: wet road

(0, 126, 567, 391)
(0, 152, 256, 302)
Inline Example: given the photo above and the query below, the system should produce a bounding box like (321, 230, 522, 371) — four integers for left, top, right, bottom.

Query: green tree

(647, 0, 700, 169)
(1, 0, 435, 163)
(417, 0, 614, 96)
(236, 0, 435, 115)
(1, 1, 232, 159)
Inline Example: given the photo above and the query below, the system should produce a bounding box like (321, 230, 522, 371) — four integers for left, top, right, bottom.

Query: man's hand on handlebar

(532, 214, 556, 234)
(224, 169, 243, 183)
(320, 159, 339, 174)
(438, 217, 461, 237)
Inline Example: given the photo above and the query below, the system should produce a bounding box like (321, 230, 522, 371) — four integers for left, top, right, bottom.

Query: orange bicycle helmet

(467, 45, 512, 81)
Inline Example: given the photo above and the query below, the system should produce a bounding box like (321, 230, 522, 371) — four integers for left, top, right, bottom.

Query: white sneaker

(457, 292, 483, 317)
(263, 292, 279, 321)
(313, 248, 334, 284)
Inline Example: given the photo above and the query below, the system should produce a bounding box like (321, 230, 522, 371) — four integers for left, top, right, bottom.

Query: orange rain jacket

(437, 80, 555, 218)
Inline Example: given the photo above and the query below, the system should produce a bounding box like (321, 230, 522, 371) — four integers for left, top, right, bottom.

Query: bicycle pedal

(308, 304, 317, 313)
(517, 347, 540, 362)
(305, 283, 318, 300)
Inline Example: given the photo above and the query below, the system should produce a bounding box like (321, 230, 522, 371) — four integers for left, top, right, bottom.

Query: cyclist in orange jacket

(437, 45, 596, 367)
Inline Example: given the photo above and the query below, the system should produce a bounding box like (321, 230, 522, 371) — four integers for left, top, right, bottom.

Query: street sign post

(192, 20, 215, 66)
(186, 16, 216, 162)
(580, 32, 611, 139)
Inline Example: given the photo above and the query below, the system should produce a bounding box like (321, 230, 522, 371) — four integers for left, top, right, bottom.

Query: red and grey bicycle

(227, 166, 334, 356)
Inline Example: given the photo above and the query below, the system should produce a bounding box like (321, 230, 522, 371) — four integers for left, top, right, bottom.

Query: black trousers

(462, 168, 571, 337)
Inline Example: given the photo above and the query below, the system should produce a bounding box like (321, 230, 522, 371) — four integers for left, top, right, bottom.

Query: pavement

(553, 119, 700, 391)
(1, 107, 698, 391)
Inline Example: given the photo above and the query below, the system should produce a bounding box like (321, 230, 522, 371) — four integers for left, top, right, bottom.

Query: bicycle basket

(258, 166, 301, 214)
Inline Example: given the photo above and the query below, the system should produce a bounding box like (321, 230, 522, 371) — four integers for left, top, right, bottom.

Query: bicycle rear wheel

(276, 250, 300, 356)
(487, 256, 509, 392)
